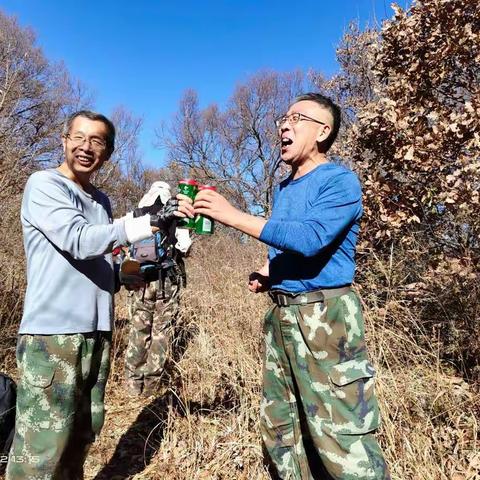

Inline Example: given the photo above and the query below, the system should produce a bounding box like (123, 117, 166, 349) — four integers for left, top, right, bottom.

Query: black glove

(248, 271, 271, 290)
(150, 198, 179, 230)
(133, 196, 164, 217)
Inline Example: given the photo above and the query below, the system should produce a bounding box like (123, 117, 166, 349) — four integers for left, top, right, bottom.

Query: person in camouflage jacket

(123, 182, 191, 397)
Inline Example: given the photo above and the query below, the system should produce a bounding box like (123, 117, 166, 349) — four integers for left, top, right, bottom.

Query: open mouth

(76, 154, 94, 166)
(281, 137, 293, 151)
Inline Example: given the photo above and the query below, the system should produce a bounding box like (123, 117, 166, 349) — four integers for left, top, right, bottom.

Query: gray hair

(62, 110, 115, 150)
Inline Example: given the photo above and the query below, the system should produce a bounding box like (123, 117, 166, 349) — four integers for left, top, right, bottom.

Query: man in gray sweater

(6, 110, 194, 480)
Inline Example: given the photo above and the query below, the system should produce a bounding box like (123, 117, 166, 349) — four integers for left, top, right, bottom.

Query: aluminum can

(178, 179, 198, 228)
(195, 185, 216, 235)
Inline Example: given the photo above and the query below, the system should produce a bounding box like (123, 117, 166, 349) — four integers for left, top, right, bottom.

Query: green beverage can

(178, 179, 198, 228)
(195, 185, 216, 235)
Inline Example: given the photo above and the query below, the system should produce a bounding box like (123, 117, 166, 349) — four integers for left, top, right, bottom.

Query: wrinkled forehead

(287, 100, 332, 124)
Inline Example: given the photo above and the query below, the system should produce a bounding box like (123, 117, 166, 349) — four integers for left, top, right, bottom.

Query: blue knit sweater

(259, 163, 362, 293)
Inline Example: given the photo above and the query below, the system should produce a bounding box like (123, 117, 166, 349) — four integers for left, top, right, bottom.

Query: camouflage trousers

(6, 331, 111, 480)
(124, 279, 180, 394)
(261, 290, 390, 480)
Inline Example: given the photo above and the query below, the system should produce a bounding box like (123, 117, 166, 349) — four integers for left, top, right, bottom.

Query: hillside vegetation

(1, 1, 479, 478)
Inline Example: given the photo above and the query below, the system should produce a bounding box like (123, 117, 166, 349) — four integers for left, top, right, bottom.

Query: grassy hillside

(33, 233, 477, 479)
(1, 232, 478, 479)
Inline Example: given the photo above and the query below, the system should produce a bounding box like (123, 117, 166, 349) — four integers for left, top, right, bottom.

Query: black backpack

(0, 373, 16, 464)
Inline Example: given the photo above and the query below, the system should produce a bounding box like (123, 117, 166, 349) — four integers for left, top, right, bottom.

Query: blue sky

(1, 0, 397, 166)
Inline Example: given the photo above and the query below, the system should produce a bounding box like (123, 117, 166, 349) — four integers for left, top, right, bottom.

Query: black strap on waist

(268, 286, 351, 307)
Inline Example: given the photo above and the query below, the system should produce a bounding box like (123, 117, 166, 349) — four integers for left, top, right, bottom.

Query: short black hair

(63, 110, 115, 150)
(292, 93, 341, 151)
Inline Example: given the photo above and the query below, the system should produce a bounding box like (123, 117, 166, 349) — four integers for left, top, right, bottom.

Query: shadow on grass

(93, 394, 170, 480)
(93, 320, 207, 479)
(93, 387, 241, 480)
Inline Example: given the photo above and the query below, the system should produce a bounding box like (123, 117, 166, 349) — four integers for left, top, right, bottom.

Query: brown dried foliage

(355, 1, 479, 248)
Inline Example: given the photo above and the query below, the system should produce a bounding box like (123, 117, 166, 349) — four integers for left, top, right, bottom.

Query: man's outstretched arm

(194, 172, 361, 258)
(193, 189, 267, 238)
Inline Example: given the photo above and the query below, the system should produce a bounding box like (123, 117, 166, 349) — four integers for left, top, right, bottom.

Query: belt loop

(268, 291, 275, 303)
(278, 294, 287, 307)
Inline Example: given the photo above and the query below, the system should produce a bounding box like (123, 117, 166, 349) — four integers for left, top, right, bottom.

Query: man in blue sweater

(194, 93, 389, 479)
(6, 110, 194, 479)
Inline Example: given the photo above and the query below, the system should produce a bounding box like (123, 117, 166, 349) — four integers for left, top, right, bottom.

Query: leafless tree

(158, 71, 308, 216)
(0, 12, 89, 200)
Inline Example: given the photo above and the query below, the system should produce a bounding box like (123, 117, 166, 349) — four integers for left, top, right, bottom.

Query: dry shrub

(357, 232, 480, 381)
(87, 232, 479, 480)
(357, 233, 480, 479)
(0, 283, 22, 374)
(0, 193, 26, 375)
(139, 232, 271, 479)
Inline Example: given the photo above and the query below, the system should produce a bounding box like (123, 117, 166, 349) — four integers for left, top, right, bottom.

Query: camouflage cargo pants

(6, 331, 111, 480)
(124, 278, 180, 394)
(261, 290, 390, 480)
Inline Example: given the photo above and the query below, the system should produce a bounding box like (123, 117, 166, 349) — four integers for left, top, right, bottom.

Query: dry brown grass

(1, 232, 479, 480)
(83, 233, 479, 480)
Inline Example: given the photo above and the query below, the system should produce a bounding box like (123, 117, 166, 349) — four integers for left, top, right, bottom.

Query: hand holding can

(195, 185, 216, 235)
(177, 179, 198, 228)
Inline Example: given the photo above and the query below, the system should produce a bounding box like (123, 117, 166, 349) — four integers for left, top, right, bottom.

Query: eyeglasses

(275, 112, 326, 128)
(65, 133, 108, 151)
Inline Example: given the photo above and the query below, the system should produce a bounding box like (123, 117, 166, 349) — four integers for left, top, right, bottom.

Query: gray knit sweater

(19, 169, 128, 334)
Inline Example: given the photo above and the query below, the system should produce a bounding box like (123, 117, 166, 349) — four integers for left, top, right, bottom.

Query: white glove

(124, 214, 153, 244)
(175, 227, 192, 254)
(138, 181, 172, 208)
